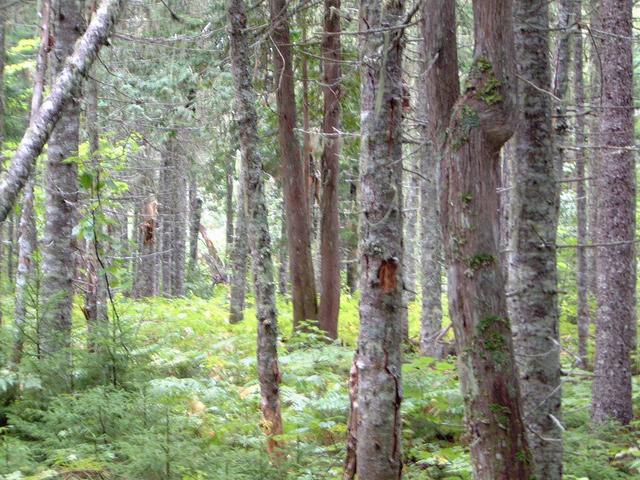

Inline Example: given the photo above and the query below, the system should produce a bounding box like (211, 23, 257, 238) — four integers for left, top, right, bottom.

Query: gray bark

(159, 140, 173, 296)
(40, 0, 83, 361)
(592, 0, 636, 425)
(345, 0, 404, 476)
(187, 175, 201, 280)
(0, 0, 126, 223)
(510, 0, 562, 477)
(229, 168, 248, 324)
(228, 0, 283, 453)
(573, 0, 589, 367)
(170, 145, 187, 297)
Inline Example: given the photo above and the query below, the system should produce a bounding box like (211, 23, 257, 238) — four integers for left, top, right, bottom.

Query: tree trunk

(225, 158, 234, 254)
(345, 178, 358, 294)
(136, 195, 157, 298)
(40, 0, 83, 362)
(229, 167, 248, 324)
(187, 176, 201, 280)
(268, 0, 318, 328)
(228, 0, 283, 453)
(159, 140, 173, 296)
(15, 0, 51, 360)
(573, 0, 589, 368)
(170, 144, 187, 297)
(436, 0, 533, 477)
(318, 0, 341, 340)
(592, 0, 636, 425)
(552, 0, 572, 180)
(420, 0, 456, 358)
(278, 213, 288, 296)
(0, 0, 125, 223)
(509, 0, 562, 477)
(346, 0, 404, 476)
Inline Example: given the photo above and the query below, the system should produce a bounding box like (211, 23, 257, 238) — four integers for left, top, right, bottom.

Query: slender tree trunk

(509, 1, 562, 477)
(552, 0, 572, 180)
(592, 0, 636, 425)
(13, 0, 48, 358)
(346, 0, 404, 476)
(268, 0, 318, 328)
(160, 141, 173, 296)
(420, 0, 455, 358)
(136, 194, 157, 298)
(228, 0, 283, 453)
(0, 0, 126, 222)
(318, 0, 341, 339)
(170, 144, 187, 297)
(587, 0, 601, 302)
(436, 0, 533, 477)
(345, 178, 358, 294)
(225, 158, 234, 254)
(278, 213, 288, 296)
(229, 168, 248, 324)
(40, 0, 83, 361)
(0, 8, 5, 154)
(187, 176, 201, 280)
(574, 0, 589, 367)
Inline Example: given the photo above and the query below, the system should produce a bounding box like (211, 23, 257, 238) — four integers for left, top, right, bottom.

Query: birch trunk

(0, 0, 125, 222)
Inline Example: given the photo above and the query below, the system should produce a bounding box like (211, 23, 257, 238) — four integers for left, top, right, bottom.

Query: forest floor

(1, 287, 640, 479)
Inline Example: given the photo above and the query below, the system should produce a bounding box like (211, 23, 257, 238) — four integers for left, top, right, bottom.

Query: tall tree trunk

(40, 0, 83, 362)
(159, 141, 173, 296)
(574, 0, 589, 367)
(592, 0, 636, 425)
(187, 176, 201, 280)
(0, 0, 126, 222)
(135, 194, 157, 298)
(436, 0, 533, 477)
(14, 0, 52, 357)
(420, 0, 455, 358)
(345, 177, 358, 294)
(346, 0, 404, 476)
(229, 168, 248, 324)
(225, 157, 234, 254)
(318, 0, 341, 339)
(509, 0, 562, 477)
(552, 0, 572, 180)
(268, 0, 318, 328)
(170, 144, 187, 297)
(586, 0, 601, 302)
(228, 0, 283, 453)
(278, 213, 288, 296)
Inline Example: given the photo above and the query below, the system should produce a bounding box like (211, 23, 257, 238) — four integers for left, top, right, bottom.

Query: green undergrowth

(0, 288, 639, 479)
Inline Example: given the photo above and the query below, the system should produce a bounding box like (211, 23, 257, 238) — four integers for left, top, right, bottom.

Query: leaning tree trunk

(228, 0, 283, 453)
(40, 0, 83, 362)
(573, 0, 589, 367)
(13, 0, 51, 364)
(229, 168, 248, 324)
(318, 0, 341, 339)
(420, 0, 456, 358)
(436, 0, 533, 477)
(268, 0, 318, 328)
(509, 0, 562, 477)
(0, 0, 125, 222)
(345, 0, 404, 477)
(592, 0, 636, 425)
